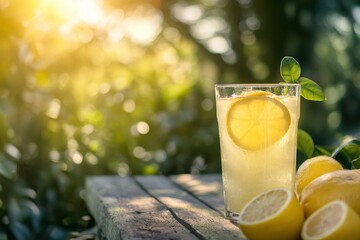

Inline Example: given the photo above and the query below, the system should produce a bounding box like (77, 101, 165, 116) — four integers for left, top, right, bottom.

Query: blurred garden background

(0, 0, 360, 239)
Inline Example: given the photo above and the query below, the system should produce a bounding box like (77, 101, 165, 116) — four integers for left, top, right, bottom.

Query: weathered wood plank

(136, 175, 246, 240)
(170, 174, 224, 213)
(85, 176, 199, 240)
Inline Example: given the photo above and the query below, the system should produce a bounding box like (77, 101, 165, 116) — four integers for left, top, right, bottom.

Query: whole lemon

(300, 169, 360, 217)
(295, 155, 343, 197)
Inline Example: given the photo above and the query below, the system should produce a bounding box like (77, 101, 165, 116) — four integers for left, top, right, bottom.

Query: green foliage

(0, 153, 16, 180)
(297, 129, 314, 159)
(0, 1, 218, 238)
(297, 128, 360, 169)
(0, 0, 359, 239)
(331, 139, 360, 169)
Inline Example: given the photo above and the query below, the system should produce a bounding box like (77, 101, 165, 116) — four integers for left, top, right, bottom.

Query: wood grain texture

(170, 174, 224, 213)
(86, 176, 198, 240)
(85, 174, 247, 240)
(135, 175, 246, 240)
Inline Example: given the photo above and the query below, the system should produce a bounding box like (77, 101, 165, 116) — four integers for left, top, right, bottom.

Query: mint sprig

(280, 56, 326, 101)
(279, 56, 360, 170)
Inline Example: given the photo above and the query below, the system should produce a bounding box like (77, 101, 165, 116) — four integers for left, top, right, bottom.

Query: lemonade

(215, 84, 300, 220)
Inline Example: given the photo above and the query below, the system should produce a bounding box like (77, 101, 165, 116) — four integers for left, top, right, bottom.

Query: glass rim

(215, 83, 300, 88)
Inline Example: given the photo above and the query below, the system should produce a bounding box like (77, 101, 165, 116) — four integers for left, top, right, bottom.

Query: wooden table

(85, 174, 247, 240)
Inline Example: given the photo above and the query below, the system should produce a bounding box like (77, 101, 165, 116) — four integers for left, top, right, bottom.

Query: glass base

(225, 210, 240, 222)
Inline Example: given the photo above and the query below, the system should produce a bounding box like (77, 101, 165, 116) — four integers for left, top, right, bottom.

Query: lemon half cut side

(226, 92, 291, 150)
(238, 188, 304, 240)
(301, 200, 360, 240)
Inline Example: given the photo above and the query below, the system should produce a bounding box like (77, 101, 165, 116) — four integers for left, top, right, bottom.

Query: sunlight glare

(206, 36, 229, 54)
(125, 13, 163, 45)
(76, 0, 103, 25)
(190, 17, 228, 40)
(172, 3, 203, 24)
(40, 0, 104, 25)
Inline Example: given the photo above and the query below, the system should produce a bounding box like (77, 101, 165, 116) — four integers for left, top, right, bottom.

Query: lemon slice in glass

(226, 91, 291, 150)
(238, 188, 304, 240)
(301, 200, 360, 240)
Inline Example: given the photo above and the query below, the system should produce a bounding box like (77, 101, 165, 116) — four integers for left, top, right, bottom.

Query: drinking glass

(215, 84, 300, 220)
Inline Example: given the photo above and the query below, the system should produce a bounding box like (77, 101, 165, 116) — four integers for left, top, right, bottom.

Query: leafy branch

(280, 56, 359, 169)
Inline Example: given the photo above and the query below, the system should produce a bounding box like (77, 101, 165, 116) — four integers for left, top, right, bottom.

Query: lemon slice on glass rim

(226, 91, 291, 150)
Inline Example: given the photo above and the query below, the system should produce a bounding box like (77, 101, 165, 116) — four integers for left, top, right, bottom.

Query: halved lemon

(226, 91, 291, 150)
(238, 188, 304, 240)
(301, 200, 360, 240)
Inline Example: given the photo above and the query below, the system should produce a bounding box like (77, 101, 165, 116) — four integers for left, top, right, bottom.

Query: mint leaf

(297, 129, 314, 158)
(280, 56, 301, 83)
(298, 77, 326, 101)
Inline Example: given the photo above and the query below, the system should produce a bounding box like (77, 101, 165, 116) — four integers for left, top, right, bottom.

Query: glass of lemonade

(215, 84, 300, 220)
